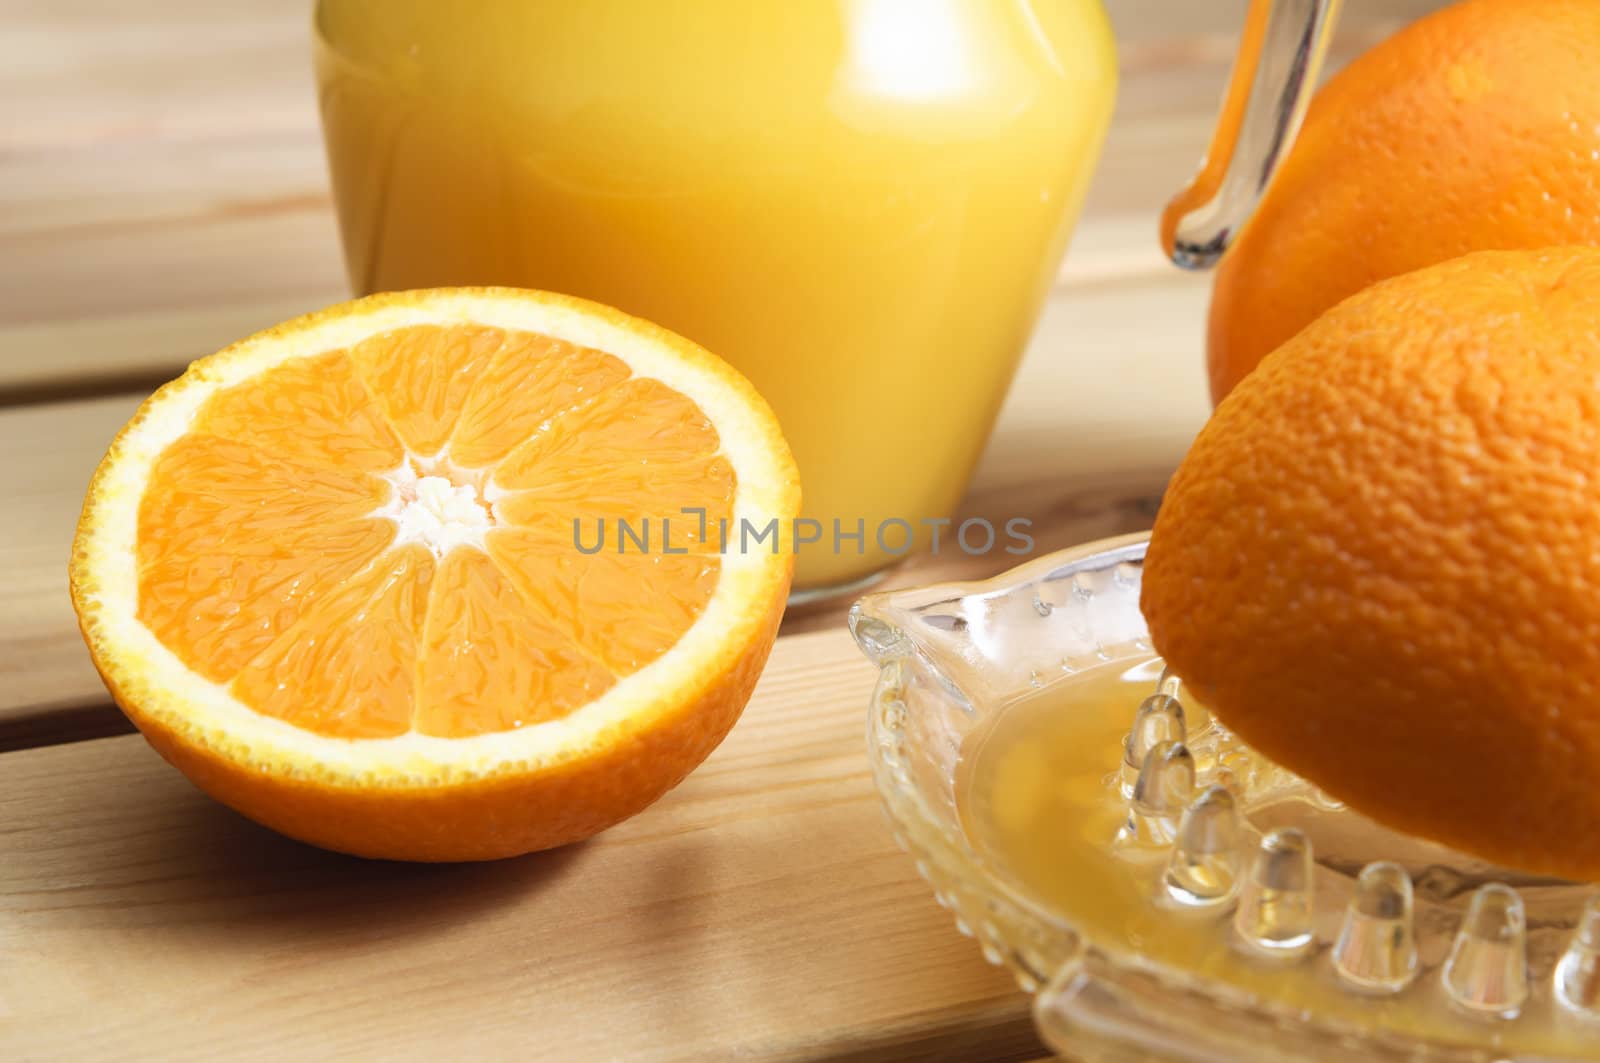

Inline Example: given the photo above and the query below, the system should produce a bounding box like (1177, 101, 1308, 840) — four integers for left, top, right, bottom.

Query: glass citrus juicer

(849, 2, 1600, 1060)
(851, 534, 1600, 1062)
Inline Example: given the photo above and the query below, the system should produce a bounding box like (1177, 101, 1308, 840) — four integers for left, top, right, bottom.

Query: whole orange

(1207, 0, 1600, 403)
(1143, 247, 1600, 880)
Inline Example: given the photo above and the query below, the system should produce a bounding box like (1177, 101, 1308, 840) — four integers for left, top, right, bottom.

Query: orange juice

(314, 1, 1117, 591)
(958, 662, 1596, 1055)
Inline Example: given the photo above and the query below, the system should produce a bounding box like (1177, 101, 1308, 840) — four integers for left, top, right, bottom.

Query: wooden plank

(2, 0, 315, 152)
(0, 263, 1210, 744)
(0, 394, 142, 747)
(0, 0, 1452, 396)
(0, 628, 1046, 1063)
(0, 0, 347, 391)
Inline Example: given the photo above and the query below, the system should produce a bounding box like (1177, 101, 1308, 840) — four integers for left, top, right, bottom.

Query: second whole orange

(1207, 0, 1600, 402)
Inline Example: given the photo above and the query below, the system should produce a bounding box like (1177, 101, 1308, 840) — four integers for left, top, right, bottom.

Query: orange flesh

(135, 325, 735, 739)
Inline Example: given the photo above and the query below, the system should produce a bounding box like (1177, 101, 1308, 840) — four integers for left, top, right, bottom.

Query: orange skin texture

(1144, 248, 1600, 880)
(1208, 0, 1600, 403)
(81, 589, 785, 862)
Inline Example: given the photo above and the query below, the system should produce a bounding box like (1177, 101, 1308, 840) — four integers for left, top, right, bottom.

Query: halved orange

(70, 288, 799, 861)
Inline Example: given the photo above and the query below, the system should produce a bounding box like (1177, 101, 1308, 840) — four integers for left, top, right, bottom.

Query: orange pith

(136, 322, 733, 742)
(1142, 248, 1600, 881)
(72, 288, 799, 861)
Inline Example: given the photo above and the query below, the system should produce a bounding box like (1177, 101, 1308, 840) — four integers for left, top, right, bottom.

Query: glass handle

(1160, 0, 1343, 270)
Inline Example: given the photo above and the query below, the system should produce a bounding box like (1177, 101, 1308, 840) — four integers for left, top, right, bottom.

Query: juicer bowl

(849, 533, 1598, 1063)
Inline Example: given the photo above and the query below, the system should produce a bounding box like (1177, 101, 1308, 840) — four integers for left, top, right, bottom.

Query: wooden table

(0, 2, 1448, 1059)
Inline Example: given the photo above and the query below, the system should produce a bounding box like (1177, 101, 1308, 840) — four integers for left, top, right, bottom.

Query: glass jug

(314, 1, 1338, 598)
